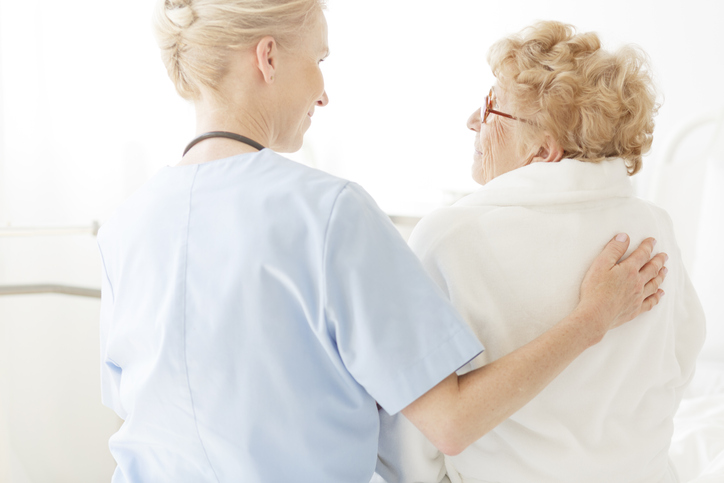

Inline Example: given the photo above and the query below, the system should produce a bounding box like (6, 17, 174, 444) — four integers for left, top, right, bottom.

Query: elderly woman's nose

(317, 90, 329, 107)
(467, 108, 482, 132)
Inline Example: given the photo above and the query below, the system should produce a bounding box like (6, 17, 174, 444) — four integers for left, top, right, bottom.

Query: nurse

(97, 1, 667, 482)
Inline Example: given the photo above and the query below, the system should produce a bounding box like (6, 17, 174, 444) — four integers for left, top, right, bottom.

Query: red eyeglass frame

(482, 88, 523, 124)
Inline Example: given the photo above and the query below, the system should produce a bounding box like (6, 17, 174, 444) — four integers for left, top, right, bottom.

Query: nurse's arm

(400, 235, 667, 456)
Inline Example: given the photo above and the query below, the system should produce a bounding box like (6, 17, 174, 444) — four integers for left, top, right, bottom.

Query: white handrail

(0, 284, 100, 299)
(0, 221, 101, 298)
(388, 214, 422, 226)
(0, 221, 99, 238)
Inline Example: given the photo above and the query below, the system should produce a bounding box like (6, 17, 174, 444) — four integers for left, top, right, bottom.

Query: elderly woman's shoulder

(408, 205, 487, 255)
(629, 196, 680, 238)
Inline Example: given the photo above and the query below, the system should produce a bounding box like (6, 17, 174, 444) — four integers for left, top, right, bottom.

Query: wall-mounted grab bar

(0, 221, 99, 238)
(0, 284, 100, 299)
(0, 221, 102, 298)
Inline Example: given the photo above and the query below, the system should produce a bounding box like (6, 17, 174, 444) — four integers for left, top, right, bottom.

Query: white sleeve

(665, 213, 706, 402)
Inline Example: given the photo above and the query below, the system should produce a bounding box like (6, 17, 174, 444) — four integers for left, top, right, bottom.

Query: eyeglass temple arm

(488, 108, 518, 121)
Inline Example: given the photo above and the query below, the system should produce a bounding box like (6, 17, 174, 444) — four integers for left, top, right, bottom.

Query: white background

(0, 1, 722, 481)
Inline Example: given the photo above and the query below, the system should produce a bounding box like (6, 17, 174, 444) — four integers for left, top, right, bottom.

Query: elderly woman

(97, 4, 667, 482)
(376, 21, 705, 483)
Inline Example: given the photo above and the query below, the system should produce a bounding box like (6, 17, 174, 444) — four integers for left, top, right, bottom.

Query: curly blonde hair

(153, 0, 326, 101)
(488, 21, 658, 175)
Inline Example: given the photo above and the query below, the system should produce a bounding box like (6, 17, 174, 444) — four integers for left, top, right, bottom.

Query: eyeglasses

(481, 87, 522, 124)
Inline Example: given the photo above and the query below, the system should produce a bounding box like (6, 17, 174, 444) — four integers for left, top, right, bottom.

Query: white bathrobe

(376, 158, 706, 483)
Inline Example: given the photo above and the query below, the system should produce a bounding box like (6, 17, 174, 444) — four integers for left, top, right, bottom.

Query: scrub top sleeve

(98, 242, 126, 420)
(322, 183, 483, 415)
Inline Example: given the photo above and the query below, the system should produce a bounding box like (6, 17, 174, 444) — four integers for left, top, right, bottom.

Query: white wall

(0, 292, 120, 483)
(0, 1, 722, 481)
(308, 0, 724, 211)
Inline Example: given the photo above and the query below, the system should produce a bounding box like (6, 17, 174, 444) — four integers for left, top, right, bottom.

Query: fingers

(620, 237, 656, 269)
(643, 265, 667, 298)
(597, 233, 632, 268)
(639, 252, 668, 282)
(640, 289, 665, 314)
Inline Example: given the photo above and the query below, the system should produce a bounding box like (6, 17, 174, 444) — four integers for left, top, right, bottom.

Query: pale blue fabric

(98, 150, 483, 483)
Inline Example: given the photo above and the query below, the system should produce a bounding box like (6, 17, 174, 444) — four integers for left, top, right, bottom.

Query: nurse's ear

(527, 134, 564, 165)
(255, 36, 278, 84)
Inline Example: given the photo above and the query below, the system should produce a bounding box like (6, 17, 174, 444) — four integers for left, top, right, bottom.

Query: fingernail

(660, 289, 665, 297)
(652, 239, 657, 247)
(615, 233, 628, 242)
(664, 254, 669, 262)
(663, 267, 668, 275)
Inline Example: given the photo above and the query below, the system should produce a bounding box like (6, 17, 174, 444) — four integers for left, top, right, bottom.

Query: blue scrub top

(98, 150, 483, 483)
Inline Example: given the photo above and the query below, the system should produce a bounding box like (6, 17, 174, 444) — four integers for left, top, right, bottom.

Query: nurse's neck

(176, 86, 271, 167)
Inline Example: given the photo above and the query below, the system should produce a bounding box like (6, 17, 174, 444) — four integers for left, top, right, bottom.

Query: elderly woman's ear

(527, 134, 564, 165)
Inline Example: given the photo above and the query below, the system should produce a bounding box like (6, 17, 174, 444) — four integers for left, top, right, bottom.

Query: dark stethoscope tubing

(183, 131, 266, 156)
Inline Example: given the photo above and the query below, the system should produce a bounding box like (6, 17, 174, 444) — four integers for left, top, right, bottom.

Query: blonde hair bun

(164, 0, 196, 29)
(153, 0, 326, 101)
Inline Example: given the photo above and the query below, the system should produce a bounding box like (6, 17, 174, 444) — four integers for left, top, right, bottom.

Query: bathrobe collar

(455, 158, 633, 207)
